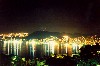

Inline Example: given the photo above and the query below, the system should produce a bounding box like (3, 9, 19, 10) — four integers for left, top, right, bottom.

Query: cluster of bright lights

(27, 36, 60, 55)
(68, 35, 100, 47)
(0, 33, 28, 39)
(2, 34, 100, 57)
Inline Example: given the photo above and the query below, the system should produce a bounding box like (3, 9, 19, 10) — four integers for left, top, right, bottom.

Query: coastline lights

(0, 33, 28, 39)
(63, 35, 69, 41)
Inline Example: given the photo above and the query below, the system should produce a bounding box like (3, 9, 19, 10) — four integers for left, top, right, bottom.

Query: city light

(1, 32, 100, 58)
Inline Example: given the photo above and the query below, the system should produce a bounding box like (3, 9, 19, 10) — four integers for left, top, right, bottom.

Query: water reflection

(1, 36, 81, 58)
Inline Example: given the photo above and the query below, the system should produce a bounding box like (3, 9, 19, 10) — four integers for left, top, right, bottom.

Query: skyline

(0, 0, 100, 34)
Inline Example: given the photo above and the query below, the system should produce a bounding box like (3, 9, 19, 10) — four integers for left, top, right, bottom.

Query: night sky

(0, 0, 100, 34)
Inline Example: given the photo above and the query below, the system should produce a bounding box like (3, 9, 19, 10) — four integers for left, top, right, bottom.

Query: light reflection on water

(1, 38, 80, 58)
